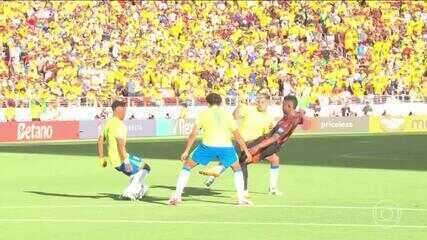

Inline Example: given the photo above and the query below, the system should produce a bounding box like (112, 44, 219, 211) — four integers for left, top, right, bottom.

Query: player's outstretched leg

(230, 161, 253, 206)
(200, 164, 226, 188)
(122, 156, 151, 200)
(266, 154, 281, 196)
(136, 164, 151, 199)
(123, 164, 150, 200)
(240, 160, 250, 197)
(169, 160, 197, 205)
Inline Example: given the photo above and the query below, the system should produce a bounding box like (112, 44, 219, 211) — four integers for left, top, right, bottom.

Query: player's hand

(99, 157, 107, 168)
(249, 146, 259, 155)
(244, 150, 253, 163)
(181, 151, 189, 162)
(124, 163, 132, 173)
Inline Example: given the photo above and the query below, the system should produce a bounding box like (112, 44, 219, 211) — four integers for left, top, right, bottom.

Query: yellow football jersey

(101, 117, 127, 167)
(238, 105, 275, 141)
(195, 106, 238, 147)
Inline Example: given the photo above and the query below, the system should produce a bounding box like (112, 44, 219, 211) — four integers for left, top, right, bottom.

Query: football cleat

(122, 192, 138, 201)
(168, 196, 182, 206)
(268, 188, 282, 196)
(237, 198, 253, 206)
(243, 190, 250, 199)
(204, 176, 215, 188)
(137, 185, 149, 200)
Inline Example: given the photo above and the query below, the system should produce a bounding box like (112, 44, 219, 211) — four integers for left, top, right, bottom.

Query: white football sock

(214, 165, 226, 175)
(125, 170, 144, 195)
(269, 166, 280, 190)
(175, 168, 191, 198)
(136, 169, 150, 185)
(233, 170, 245, 201)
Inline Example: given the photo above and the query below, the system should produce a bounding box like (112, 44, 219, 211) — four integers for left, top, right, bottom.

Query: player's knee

(268, 155, 280, 165)
(231, 162, 242, 172)
(142, 163, 151, 172)
(183, 159, 197, 169)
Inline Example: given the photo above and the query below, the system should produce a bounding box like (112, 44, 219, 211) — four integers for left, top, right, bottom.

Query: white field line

(0, 218, 426, 229)
(0, 204, 426, 212)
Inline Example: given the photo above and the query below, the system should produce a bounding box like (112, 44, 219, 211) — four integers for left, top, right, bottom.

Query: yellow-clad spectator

(4, 102, 16, 122)
(178, 104, 189, 120)
(0, 1, 424, 107)
(30, 101, 44, 121)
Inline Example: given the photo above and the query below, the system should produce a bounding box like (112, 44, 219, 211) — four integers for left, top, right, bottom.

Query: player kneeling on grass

(97, 100, 151, 201)
(169, 93, 253, 206)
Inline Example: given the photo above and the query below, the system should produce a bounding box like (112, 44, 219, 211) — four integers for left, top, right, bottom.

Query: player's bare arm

(233, 131, 252, 163)
(300, 111, 310, 130)
(250, 134, 280, 155)
(116, 137, 127, 162)
(181, 125, 198, 161)
(116, 137, 131, 172)
(97, 134, 107, 167)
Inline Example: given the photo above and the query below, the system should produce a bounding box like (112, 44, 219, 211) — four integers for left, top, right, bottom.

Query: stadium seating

(0, 1, 426, 108)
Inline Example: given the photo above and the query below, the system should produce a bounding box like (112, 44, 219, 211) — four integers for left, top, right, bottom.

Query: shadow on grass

(24, 191, 110, 199)
(24, 187, 234, 205)
(150, 185, 227, 198)
(23, 190, 167, 205)
(0, 140, 185, 159)
(151, 185, 268, 196)
(4, 135, 427, 171)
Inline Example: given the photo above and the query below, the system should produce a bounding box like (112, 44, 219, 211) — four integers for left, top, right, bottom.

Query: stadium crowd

(0, 1, 426, 109)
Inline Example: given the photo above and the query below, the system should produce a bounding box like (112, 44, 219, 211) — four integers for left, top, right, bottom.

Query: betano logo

(17, 123, 53, 140)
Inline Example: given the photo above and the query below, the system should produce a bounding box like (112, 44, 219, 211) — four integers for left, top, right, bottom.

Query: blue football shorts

(115, 154, 144, 176)
(190, 144, 238, 169)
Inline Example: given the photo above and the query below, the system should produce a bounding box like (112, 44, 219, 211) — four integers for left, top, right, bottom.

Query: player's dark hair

(283, 95, 298, 109)
(206, 93, 222, 106)
(111, 100, 126, 111)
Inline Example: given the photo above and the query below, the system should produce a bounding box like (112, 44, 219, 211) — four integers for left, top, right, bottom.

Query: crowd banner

(1, 116, 426, 143)
(0, 121, 79, 142)
(309, 117, 369, 133)
(155, 119, 196, 136)
(79, 120, 104, 139)
(127, 120, 156, 137)
(291, 117, 368, 133)
(173, 119, 196, 136)
(79, 120, 157, 139)
(155, 119, 176, 136)
(369, 116, 427, 133)
(0, 122, 19, 142)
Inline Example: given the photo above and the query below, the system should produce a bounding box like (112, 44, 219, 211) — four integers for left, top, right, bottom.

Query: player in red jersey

(242, 95, 307, 195)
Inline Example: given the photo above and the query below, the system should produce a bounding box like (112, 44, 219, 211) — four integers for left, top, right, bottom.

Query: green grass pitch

(0, 133, 426, 240)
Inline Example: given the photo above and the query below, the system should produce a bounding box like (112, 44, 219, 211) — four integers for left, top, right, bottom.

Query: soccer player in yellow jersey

(201, 94, 275, 194)
(97, 100, 151, 200)
(169, 93, 253, 206)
